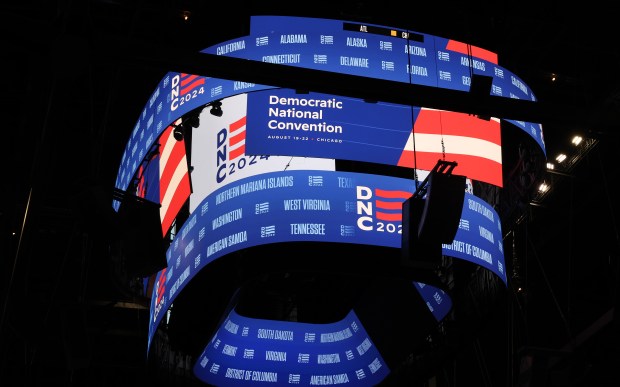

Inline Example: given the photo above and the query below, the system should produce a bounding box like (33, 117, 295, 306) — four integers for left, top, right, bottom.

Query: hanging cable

(406, 33, 420, 187)
(439, 111, 446, 161)
(283, 156, 294, 171)
(526, 228, 574, 346)
(473, 337, 493, 387)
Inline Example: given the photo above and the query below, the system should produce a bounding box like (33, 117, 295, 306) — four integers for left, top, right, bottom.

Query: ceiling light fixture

(538, 182, 549, 193)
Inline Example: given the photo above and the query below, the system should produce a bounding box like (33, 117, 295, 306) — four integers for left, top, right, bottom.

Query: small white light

(538, 182, 549, 192)
(555, 154, 567, 163)
(546, 162, 554, 170)
(572, 135, 583, 146)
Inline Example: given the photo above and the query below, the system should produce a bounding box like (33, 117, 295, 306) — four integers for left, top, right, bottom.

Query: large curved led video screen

(149, 168, 505, 349)
(115, 16, 546, 203)
(245, 88, 503, 187)
(111, 15, 543, 385)
(193, 309, 390, 386)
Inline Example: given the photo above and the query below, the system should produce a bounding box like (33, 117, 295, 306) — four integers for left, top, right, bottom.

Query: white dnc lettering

(356, 185, 374, 231)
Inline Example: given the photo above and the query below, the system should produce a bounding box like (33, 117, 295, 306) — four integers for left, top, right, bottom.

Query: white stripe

(407, 133, 502, 163)
(421, 107, 501, 123)
(159, 119, 182, 178)
(160, 154, 187, 218)
(229, 139, 245, 153)
(159, 134, 176, 179)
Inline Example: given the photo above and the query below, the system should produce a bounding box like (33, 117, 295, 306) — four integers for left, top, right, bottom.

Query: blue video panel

(116, 15, 545, 203)
(193, 309, 390, 386)
(147, 170, 505, 349)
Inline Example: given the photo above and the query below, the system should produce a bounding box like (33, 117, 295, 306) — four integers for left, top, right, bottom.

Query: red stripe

(158, 125, 191, 235)
(403, 151, 503, 187)
(156, 270, 166, 303)
(159, 124, 173, 146)
(229, 145, 245, 160)
(137, 165, 146, 198)
(415, 109, 501, 145)
(229, 130, 246, 147)
(445, 40, 498, 64)
(160, 138, 186, 198)
(180, 74, 199, 87)
(375, 200, 405, 210)
(230, 116, 247, 132)
(374, 188, 412, 199)
(180, 77, 205, 95)
(376, 211, 403, 222)
(161, 175, 191, 235)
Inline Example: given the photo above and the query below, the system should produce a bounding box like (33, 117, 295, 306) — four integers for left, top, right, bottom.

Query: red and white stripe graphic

(159, 120, 191, 235)
(228, 116, 246, 160)
(397, 108, 502, 187)
(374, 188, 412, 222)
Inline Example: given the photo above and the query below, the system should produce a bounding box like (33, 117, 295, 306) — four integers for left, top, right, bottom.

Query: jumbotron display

(193, 310, 390, 386)
(149, 168, 503, 345)
(113, 15, 544, 386)
(115, 16, 545, 200)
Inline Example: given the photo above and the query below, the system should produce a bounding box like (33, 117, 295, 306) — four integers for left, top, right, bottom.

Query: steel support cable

(473, 337, 493, 387)
(595, 145, 620, 306)
(525, 228, 574, 345)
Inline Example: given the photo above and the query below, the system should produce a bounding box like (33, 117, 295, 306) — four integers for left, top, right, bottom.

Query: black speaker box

(117, 197, 167, 277)
(402, 172, 466, 264)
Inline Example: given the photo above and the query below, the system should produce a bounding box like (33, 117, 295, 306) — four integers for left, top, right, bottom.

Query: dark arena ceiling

(1, 1, 619, 386)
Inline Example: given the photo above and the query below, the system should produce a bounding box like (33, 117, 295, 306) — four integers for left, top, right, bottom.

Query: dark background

(1, 1, 618, 386)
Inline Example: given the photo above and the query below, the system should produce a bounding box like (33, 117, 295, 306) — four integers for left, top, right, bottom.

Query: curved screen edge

(147, 170, 505, 350)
